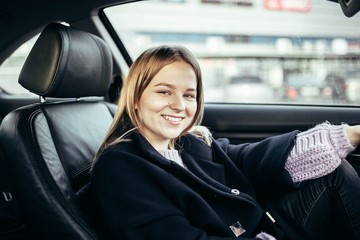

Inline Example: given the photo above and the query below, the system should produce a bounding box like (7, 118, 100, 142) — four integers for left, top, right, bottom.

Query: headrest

(19, 23, 113, 98)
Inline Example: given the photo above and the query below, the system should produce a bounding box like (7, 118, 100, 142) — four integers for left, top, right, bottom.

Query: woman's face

(136, 61, 198, 150)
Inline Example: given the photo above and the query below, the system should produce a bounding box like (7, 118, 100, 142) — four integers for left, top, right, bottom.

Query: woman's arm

(215, 130, 300, 195)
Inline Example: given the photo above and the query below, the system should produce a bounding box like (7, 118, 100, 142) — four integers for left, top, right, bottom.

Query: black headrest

(19, 23, 113, 98)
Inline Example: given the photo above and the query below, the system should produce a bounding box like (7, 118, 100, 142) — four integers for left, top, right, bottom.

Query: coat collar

(131, 131, 235, 192)
(132, 131, 173, 166)
(131, 130, 213, 166)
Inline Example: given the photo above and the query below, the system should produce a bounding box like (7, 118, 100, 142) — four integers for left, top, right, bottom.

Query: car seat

(0, 22, 116, 239)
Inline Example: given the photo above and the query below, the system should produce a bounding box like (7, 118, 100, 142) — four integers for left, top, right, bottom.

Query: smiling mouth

(162, 115, 184, 123)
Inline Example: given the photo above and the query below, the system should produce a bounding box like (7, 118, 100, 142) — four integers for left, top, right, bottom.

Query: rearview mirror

(338, 0, 360, 17)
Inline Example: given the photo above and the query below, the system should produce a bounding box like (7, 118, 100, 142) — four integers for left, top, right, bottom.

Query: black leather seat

(0, 23, 116, 239)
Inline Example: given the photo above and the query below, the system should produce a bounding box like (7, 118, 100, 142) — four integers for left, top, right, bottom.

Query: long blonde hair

(95, 45, 208, 161)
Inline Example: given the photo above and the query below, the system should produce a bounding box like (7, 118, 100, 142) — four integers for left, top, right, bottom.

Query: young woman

(90, 45, 360, 239)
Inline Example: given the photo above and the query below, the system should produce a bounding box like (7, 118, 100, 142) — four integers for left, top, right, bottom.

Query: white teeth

(163, 115, 182, 122)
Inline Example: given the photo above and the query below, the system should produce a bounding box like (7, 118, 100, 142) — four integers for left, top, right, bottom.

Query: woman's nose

(169, 95, 185, 111)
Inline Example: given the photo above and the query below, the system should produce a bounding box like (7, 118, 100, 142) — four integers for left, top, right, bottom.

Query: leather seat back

(0, 23, 116, 239)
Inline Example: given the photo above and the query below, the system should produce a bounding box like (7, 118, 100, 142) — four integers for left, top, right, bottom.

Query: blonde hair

(94, 45, 211, 162)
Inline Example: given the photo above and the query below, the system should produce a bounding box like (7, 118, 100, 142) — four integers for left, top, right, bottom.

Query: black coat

(90, 130, 310, 240)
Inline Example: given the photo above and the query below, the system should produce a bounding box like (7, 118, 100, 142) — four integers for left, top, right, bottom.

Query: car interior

(0, 22, 116, 239)
(1, 0, 360, 239)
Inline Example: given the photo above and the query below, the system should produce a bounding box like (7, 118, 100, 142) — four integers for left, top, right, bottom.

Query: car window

(104, 0, 360, 105)
(230, 76, 262, 84)
(0, 37, 37, 96)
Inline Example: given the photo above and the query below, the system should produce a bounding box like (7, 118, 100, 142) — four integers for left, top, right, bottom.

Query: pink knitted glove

(285, 122, 355, 183)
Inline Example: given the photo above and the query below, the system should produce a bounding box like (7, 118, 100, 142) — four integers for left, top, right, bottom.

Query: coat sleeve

(90, 149, 261, 240)
(214, 130, 300, 197)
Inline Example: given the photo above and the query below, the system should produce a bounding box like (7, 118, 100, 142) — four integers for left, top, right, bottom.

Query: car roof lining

(0, 0, 131, 64)
(0, 0, 355, 65)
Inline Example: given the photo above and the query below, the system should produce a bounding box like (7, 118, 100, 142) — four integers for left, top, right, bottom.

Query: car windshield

(105, 0, 359, 105)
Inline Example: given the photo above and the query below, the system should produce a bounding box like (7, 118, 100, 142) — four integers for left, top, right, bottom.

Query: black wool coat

(90, 130, 310, 240)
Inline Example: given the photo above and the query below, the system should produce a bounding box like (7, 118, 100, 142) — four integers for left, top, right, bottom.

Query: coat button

(231, 189, 240, 195)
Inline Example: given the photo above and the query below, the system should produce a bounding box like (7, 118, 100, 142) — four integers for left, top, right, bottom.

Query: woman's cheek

(188, 102, 197, 117)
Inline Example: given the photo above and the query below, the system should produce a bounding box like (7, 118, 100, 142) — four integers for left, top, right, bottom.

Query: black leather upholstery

(0, 23, 116, 239)
(19, 23, 112, 98)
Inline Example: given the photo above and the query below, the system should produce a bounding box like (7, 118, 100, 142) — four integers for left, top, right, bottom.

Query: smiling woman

(94, 45, 205, 154)
(90, 45, 360, 240)
(136, 61, 198, 150)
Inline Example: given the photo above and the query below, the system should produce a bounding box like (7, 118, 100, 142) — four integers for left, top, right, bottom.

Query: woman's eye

(184, 94, 196, 99)
(158, 90, 171, 95)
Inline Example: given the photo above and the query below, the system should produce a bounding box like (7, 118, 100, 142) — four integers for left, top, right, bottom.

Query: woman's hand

(345, 125, 360, 146)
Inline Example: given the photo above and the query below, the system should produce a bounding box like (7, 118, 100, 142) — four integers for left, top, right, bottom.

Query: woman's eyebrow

(155, 82, 197, 92)
(187, 88, 197, 92)
(154, 83, 176, 89)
